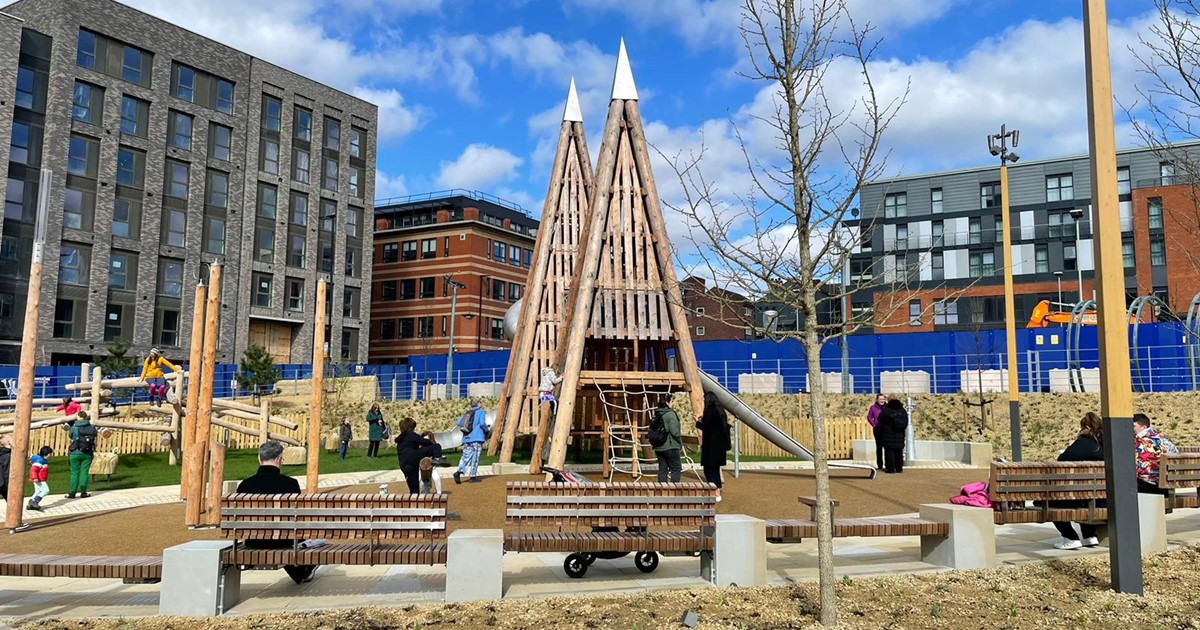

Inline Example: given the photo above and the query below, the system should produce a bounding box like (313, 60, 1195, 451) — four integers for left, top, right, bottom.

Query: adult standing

(454, 398, 487, 485)
(653, 395, 683, 483)
(337, 418, 352, 461)
(366, 404, 384, 458)
(236, 441, 317, 584)
(395, 418, 443, 493)
(867, 394, 886, 470)
(876, 398, 908, 474)
(1051, 413, 1105, 550)
(67, 409, 97, 498)
(138, 348, 179, 406)
(694, 390, 730, 501)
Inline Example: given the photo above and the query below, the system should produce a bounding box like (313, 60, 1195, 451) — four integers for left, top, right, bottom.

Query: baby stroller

(541, 466, 659, 578)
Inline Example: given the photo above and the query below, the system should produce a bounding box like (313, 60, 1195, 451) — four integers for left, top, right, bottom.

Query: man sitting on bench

(236, 441, 318, 584)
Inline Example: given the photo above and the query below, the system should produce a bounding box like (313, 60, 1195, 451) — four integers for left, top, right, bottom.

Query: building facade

(0, 0, 376, 365)
(369, 192, 536, 365)
(851, 143, 1200, 333)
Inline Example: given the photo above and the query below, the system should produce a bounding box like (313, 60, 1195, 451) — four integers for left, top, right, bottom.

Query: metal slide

(699, 371, 877, 479)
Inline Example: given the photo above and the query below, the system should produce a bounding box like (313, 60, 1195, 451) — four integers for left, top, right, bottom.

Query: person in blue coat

(454, 398, 487, 484)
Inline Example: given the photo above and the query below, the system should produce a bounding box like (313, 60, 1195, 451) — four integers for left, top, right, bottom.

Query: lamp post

(1070, 207, 1085, 300)
(987, 124, 1022, 461)
(444, 275, 466, 399)
(1054, 271, 1064, 305)
(840, 207, 860, 394)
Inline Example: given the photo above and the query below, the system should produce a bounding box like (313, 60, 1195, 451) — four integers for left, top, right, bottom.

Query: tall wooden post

(204, 441, 226, 526)
(89, 366, 101, 424)
(306, 279, 327, 493)
(168, 374, 182, 465)
(180, 281, 207, 499)
(1083, 0, 1141, 595)
(5, 168, 51, 532)
(186, 262, 221, 527)
(259, 398, 270, 444)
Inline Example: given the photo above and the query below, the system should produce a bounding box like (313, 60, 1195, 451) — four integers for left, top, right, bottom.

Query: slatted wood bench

(1160, 452, 1200, 511)
(0, 554, 161, 583)
(219, 493, 449, 568)
(989, 461, 1111, 525)
(504, 481, 717, 578)
(765, 496, 949, 543)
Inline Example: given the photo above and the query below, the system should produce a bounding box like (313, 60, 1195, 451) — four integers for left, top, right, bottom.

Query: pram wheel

(564, 553, 589, 578)
(634, 551, 659, 573)
(582, 553, 597, 566)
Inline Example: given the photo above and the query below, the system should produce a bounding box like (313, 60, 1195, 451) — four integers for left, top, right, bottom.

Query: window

(257, 184, 277, 219)
(933, 300, 958, 325)
(884, 192, 907, 218)
(15, 66, 36, 110)
(490, 318, 505, 340)
(173, 64, 195, 102)
(1151, 236, 1166, 266)
(120, 96, 149, 138)
(695, 326, 706, 337)
(341, 329, 359, 362)
(894, 225, 908, 250)
(203, 215, 226, 255)
(1046, 174, 1074, 202)
(399, 318, 415, 339)
(294, 108, 312, 142)
(158, 259, 183, 297)
(894, 255, 909, 280)
(524, 249, 533, 268)
(421, 238, 436, 259)
(400, 279, 416, 300)
(63, 188, 94, 231)
(286, 278, 304, 311)
(10, 122, 33, 165)
(349, 166, 363, 197)
(380, 319, 396, 340)
(255, 226, 274, 263)
(72, 81, 101, 124)
(419, 277, 435, 299)
(108, 251, 136, 289)
(261, 96, 282, 133)
(1118, 166, 1131, 196)
(1161, 161, 1176, 185)
(1035, 244, 1049, 273)
(417, 316, 434, 339)
(931, 221, 944, 247)
(345, 245, 360, 278)
(930, 188, 943, 214)
(343, 287, 360, 319)
(980, 182, 1001, 209)
(288, 232, 306, 267)
(161, 207, 186, 247)
(206, 170, 229, 209)
(54, 299, 80, 339)
(346, 207, 361, 237)
(253, 274, 272, 308)
(1123, 241, 1135, 269)
(350, 127, 364, 158)
(156, 309, 181, 347)
(290, 192, 309, 225)
(491, 279, 506, 301)
(493, 241, 506, 260)
(68, 134, 98, 176)
(969, 217, 981, 244)
(76, 29, 96, 68)
(208, 124, 232, 161)
(380, 280, 397, 301)
(216, 80, 234, 114)
(509, 244, 521, 266)
(113, 198, 140, 239)
(260, 138, 280, 174)
(995, 214, 1004, 243)
(382, 243, 398, 263)
(292, 148, 310, 183)
(324, 117, 341, 151)
(908, 300, 921, 326)
(172, 62, 234, 113)
(1148, 198, 1163, 230)
(1064, 243, 1077, 271)
(116, 147, 145, 188)
(164, 160, 189, 199)
(402, 241, 417, 261)
(931, 252, 944, 280)
(104, 304, 128, 342)
(969, 251, 995, 277)
(59, 244, 89, 285)
(121, 46, 149, 86)
(509, 283, 522, 302)
(168, 110, 193, 150)
(1048, 212, 1063, 238)
(322, 156, 338, 191)
(4, 178, 26, 222)
(76, 30, 152, 87)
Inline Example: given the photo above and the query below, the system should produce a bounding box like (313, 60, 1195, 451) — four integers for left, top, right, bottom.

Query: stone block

(467, 382, 504, 398)
(879, 370, 930, 394)
(160, 541, 240, 616)
(919, 503, 996, 570)
(90, 451, 119, 477)
(446, 529, 503, 602)
(808, 372, 853, 394)
(704, 514, 766, 587)
(491, 462, 524, 476)
(968, 442, 993, 467)
(222, 480, 239, 495)
(1138, 493, 1167, 554)
(282, 446, 306, 466)
(737, 373, 783, 394)
(1048, 368, 1101, 393)
(960, 369, 1008, 393)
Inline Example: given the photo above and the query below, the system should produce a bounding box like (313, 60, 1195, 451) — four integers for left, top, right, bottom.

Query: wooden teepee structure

(487, 79, 594, 471)
(543, 41, 705, 476)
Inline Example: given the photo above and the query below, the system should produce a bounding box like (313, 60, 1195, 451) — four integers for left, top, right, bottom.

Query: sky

(119, 0, 1167, 246)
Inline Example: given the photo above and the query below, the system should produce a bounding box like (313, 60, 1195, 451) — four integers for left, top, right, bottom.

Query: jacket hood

(885, 400, 905, 410)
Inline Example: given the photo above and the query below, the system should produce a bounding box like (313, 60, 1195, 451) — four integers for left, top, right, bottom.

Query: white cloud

(435, 144, 524, 189)
(375, 170, 410, 201)
(350, 87, 425, 142)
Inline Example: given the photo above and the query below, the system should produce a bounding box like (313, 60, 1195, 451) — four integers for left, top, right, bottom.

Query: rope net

(590, 376, 703, 482)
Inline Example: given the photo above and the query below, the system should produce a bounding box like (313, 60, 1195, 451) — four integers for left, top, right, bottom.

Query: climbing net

(590, 376, 703, 482)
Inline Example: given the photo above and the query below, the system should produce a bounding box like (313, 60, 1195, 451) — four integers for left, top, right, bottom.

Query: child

(539, 365, 563, 407)
(56, 397, 80, 417)
(139, 348, 179, 406)
(27, 446, 52, 511)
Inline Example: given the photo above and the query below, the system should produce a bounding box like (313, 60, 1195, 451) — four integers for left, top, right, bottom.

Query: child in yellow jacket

(139, 348, 179, 406)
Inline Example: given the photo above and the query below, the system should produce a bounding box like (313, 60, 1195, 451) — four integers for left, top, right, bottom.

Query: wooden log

(528, 401, 554, 474)
(182, 281, 207, 499)
(89, 367, 101, 426)
(307, 279, 327, 493)
(215, 407, 298, 431)
(208, 416, 301, 446)
(0, 397, 94, 408)
(65, 377, 153, 391)
(204, 441, 226, 527)
(186, 263, 221, 527)
(212, 398, 271, 415)
(6, 230, 43, 531)
(259, 398, 269, 444)
(90, 420, 173, 432)
(0, 414, 79, 434)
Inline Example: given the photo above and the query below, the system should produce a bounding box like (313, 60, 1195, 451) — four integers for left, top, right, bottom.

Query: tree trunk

(803, 292, 836, 625)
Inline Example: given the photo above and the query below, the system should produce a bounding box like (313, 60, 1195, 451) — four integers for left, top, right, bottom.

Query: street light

(840, 207, 860, 394)
(444, 275, 467, 399)
(1070, 207, 1085, 301)
(1054, 271, 1064, 305)
(987, 124, 1022, 461)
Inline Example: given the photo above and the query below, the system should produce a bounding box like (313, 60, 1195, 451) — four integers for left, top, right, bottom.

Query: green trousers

(69, 450, 93, 494)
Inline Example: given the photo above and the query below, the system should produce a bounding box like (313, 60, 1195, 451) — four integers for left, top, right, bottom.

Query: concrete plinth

(446, 529, 503, 602)
(491, 462, 524, 476)
(919, 503, 996, 569)
(702, 514, 766, 587)
(160, 540, 240, 616)
(1138, 493, 1167, 554)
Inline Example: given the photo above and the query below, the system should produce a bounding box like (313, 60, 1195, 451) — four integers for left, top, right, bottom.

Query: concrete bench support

(918, 504, 996, 570)
(446, 529, 503, 602)
(160, 541, 240, 616)
(1138, 493, 1167, 554)
(701, 514, 766, 587)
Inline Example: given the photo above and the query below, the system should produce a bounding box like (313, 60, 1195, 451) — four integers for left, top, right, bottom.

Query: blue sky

(124, 0, 1169, 222)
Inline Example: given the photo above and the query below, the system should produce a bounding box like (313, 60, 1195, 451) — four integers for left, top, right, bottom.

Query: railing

(375, 189, 529, 216)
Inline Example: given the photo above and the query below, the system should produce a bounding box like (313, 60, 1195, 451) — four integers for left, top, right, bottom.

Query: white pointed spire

(610, 38, 639, 101)
(563, 78, 583, 122)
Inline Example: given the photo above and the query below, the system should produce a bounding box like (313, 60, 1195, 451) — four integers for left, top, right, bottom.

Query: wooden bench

(504, 481, 717, 578)
(0, 553, 161, 583)
(765, 496, 948, 543)
(1160, 452, 1200, 511)
(219, 493, 449, 568)
(989, 461, 1108, 525)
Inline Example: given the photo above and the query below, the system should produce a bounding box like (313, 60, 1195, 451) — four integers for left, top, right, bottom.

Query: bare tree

(658, 1, 906, 624)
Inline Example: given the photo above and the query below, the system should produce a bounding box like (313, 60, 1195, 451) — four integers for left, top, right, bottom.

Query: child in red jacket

(27, 446, 52, 511)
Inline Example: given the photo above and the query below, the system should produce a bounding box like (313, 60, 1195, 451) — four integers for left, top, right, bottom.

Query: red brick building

(369, 192, 536, 363)
(680, 276, 752, 341)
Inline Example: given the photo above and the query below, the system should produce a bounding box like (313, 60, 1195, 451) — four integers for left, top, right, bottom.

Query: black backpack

(73, 424, 98, 455)
(458, 409, 475, 435)
(647, 409, 669, 448)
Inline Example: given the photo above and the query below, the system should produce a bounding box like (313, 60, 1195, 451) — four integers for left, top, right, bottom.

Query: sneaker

(302, 567, 318, 583)
(1053, 539, 1083, 550)
(26, 503, 42, 512)
(79, 492, 90, 498)
(468, 477, 482, 483)
(11, 523, 30, 533)
(66, 494, 76, 499)
(1082, 536, 1100, 547)
(453, 471, 462, 485)
(715, 496, 722, 503)
(431, 456, 452, 467)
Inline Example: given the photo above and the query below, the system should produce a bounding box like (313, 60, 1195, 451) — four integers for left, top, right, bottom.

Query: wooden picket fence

(733, 416, 872, 460)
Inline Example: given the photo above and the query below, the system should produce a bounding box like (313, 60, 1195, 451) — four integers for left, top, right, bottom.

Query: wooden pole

(306, 279, 327, 493)
(180, 282, 206, 498)
(186, 262, 221, 527)
(259, 398, 269, 443)
(168, 375, 182, 465)
(204, 440, 226, 527)
(89, 366, 101, 422)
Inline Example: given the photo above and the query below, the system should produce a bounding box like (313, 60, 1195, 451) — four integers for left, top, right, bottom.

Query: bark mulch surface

(3, 468, 977, 556)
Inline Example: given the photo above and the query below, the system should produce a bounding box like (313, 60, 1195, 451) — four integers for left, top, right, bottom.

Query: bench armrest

(798, 496, 840, 507)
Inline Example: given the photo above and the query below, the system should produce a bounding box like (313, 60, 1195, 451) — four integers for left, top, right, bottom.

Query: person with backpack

(650, 395, 683, 483)
(694, 390, 731, 501)
(26, 445, 53, 512)
(366, 404, 385, 458)
(67, 409, 97, 498)
(0, 435, 31, 531)
(1051, 413, 1105, 550)
(876, 398, 908, 474)
(454, 398, 487, 485)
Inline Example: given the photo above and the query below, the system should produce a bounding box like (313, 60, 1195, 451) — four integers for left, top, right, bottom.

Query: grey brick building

(0, 0, 376, 365)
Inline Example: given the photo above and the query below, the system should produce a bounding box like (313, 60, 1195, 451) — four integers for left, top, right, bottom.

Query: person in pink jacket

(867, 394, 886, 470)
